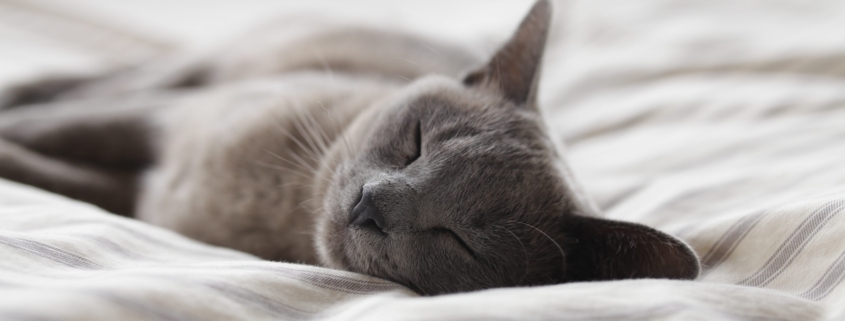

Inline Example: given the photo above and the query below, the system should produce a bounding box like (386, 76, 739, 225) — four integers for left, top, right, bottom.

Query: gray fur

(0, 1, 699, 295)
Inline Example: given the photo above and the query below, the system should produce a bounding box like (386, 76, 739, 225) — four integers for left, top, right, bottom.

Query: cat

(0, 0, 699, 295)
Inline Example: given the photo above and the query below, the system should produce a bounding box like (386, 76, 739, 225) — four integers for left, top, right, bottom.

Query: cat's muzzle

(349, 188, 386, 233)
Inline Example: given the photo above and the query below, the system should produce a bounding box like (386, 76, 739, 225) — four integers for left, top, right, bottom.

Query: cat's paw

(0, 75, 93, 110)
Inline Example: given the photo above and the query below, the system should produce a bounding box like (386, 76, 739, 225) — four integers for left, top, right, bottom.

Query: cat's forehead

(419, 148, 563, 222)
(405, 89, 563, 224)
(414, 94, 546, 149)
(401, 79, 536, 127)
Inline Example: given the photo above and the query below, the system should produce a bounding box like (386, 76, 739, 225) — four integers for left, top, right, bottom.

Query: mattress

(2, 0, 845, 320)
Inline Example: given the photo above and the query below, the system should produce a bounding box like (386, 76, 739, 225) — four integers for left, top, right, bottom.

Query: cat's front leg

(0, 54, 209, 109)
(0, 93, 176, 168)
(0, 93, 177, 215)
(0, 138, 138, 215)
(0, 74, 97, 109)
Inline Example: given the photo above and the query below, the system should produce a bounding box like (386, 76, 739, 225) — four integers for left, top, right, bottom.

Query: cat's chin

(315, 208, 398, 281)
(312, 207, 349, 270)
(313, 208, 378, 273)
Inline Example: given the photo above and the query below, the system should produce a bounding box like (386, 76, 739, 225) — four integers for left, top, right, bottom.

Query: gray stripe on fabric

(234, 265, 407, 294)
(738, 199, 845, 287)
(202, 282, 313, 320)
(0, 226, 403, 294)
(87, 236, 146, 260)
(0, 291, 200, 321)
(1, 302, 807, 321)
(0, 256, 404, 296)
(700, 211, 767, 274)
(800, 250, 845, 301)
(443, 303, 805, 321)
(552, 53, 845, 110)
(0, 235, 103, 270)
(0, 312, 59, 321)
(91, 291, 198, 321)
(59, 219, 250, 260)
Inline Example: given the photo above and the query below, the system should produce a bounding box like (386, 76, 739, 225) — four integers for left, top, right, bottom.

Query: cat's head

(314, 0, 699, 295)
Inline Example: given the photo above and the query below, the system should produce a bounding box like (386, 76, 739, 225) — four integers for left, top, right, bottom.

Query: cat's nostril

(349, 189, 385, 231)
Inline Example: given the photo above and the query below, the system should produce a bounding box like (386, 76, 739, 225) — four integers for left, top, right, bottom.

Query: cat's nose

(349, 189, 385, 232)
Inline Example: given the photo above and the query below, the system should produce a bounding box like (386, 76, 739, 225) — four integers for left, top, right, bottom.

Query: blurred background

(0, 0, 536, 88)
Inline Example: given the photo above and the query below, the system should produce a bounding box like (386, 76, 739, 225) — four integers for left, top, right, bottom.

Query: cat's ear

(462, 0, 551, 107)
(562, 215, 700, 282)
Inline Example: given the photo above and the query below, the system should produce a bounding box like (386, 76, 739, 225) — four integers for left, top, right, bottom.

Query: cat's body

(0, 1, 700, 295)
(0, 23, 479, 262)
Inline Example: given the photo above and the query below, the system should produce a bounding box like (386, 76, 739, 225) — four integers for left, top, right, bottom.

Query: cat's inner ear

(561, 215, 701, 282)
(462, 0, 551, 106)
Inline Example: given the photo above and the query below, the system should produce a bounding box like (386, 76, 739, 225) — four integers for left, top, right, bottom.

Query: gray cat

(0, 1, 699, 295)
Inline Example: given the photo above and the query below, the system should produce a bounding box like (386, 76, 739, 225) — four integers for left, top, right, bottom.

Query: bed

(2, 0, 845, 320)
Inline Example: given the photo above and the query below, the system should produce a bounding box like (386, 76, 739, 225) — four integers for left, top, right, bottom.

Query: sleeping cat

(0, 1, 699, 295)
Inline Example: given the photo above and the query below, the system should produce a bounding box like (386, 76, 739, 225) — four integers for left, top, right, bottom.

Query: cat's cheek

(313, 211, 349, 269)
(312, 180, 352, 269)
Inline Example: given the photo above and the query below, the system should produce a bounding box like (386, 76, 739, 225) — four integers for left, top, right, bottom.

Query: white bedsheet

(3, 0, 845, 320)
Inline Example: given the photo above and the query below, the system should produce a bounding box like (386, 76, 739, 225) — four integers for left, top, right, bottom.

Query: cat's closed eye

(404, 120, 422, 166)
(430, 227, 477, 259)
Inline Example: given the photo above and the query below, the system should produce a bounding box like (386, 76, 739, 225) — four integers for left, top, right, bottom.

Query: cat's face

(314, 0, 699, 295)
(317, 78, 575, 294)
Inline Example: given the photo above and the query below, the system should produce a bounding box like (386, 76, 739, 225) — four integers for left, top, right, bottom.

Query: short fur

(0, 1, 699, 295)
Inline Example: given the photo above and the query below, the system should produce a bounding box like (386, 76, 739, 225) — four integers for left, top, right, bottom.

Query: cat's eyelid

(430, 125, 482, 144)
(403, 120, 422, 166)
(431, 227, 477, 260)
(414, 119, 422, 155)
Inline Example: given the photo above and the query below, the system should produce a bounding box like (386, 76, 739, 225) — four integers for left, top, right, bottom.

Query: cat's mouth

(336, 190, 401, 283)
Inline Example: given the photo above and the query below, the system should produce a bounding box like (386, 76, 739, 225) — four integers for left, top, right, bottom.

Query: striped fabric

(3, 0, 845, 320)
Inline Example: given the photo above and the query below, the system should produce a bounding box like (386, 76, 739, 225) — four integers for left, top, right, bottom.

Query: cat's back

(42, 22, 483, 101)
(199, 20, 483, 84)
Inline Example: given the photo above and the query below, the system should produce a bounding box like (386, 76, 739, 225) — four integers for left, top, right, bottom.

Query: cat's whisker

(289, 101, 327, 160)
(313, 47, 350, 155)
(317, 101, 355, 158)
(253, 160, 319, 185)
(314, 49, 335, 88)
(254, 159, 311, 180)
(300, 107, 332, 159)
(419, 42, 443, 57)
(507, 220, 566, 278)
(299, 101, 332, 157)
(502, 226, 530, 284)
(299, 110, 341, 185)
(268, 149, 319, 174)
(254, 159, 305, 175)
(272, 118, 322, 164)
(280, 180, 313, 191)
(268, 115, 330, 181)
(314, 49, 355, 162)
(293, 196, 320, 212)
(516, 209, 548, 217)
(396, 57, 418, 66)
(340, 136, 356, 160)
(431, 76, 444, 89)
(493, 58, 506, 95)
(317, 165, 339, 187)
(262, 150, 332, 185)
